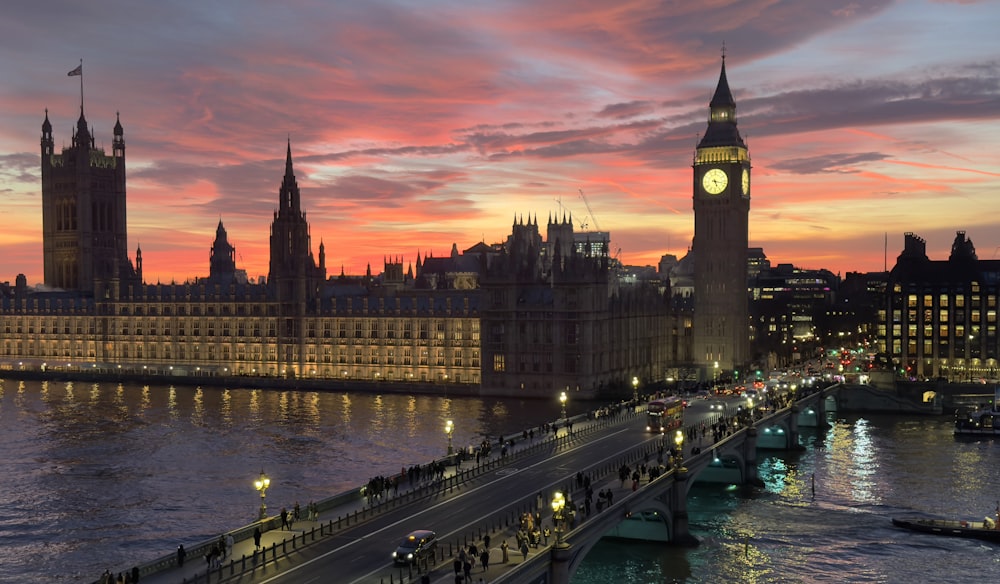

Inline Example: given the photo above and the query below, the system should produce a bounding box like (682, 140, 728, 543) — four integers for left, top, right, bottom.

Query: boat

(953, 386, 1000, 436)
(892, 515, 1000, 543)
(954, 406, 1000, 436)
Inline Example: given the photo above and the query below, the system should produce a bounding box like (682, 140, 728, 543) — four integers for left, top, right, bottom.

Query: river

(0, 379, 996, 583)
(573, 414, 1000, 583)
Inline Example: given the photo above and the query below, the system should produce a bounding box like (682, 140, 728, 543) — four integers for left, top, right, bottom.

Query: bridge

(134, 384, 840, 584)
(495, 384, 839, 584)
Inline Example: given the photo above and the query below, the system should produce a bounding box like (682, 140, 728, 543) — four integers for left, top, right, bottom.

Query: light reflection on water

(573, 414, 1000, 584)
(0, 379, 568, 583)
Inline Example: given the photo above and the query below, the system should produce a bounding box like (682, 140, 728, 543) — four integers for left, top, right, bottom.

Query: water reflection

(0, 378, 568, 582)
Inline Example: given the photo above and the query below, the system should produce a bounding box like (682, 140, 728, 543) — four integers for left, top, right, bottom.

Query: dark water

(0, 379, 566, 583)
(573, 414, 1000, 583)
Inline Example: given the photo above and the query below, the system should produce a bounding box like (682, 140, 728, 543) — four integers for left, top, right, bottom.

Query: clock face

(742, 169, 749, 195)
(702, 168, 728, 195)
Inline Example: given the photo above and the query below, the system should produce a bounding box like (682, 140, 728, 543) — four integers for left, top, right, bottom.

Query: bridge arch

(560, 498, 676, 577)
(687, 448, 747, 489)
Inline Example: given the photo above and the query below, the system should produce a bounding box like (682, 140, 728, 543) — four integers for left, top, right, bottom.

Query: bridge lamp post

(632, 376, 639, 403)
(559, 391, 567, 420)
(551, 491, 566, 545)
(254, 469, 271, 520)
(445, 419, 454, 456)
(674, 430, 685, 469)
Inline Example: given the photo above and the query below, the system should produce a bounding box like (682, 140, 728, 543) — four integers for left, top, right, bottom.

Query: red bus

(646, 396, 684, 433)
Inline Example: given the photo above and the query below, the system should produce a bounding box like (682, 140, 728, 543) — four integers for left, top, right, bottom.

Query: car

(708, 400, 726, 412)
(392, 530, 437, 565)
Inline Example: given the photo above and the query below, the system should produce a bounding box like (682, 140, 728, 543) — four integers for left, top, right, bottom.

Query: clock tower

(692, 55, 751, 380)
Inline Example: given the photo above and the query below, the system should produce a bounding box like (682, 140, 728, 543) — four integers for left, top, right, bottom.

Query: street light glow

(254, 469, 270, 520)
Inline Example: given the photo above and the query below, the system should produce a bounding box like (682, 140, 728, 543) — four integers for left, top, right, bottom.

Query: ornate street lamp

(559, 391, 567, 420)
(551, 491, 566, 545)
(674, 430, 685, 469)
(445, 419, 454, 456)
(632, 376, 639, 403)
(254, 469, 271, 520)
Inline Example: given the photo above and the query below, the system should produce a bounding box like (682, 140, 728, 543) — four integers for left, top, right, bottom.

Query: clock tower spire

(691, 54, 751, 381)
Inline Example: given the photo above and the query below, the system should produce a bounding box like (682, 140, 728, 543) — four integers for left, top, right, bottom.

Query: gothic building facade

(479, 214, 674, 398)
(7, 111, 679, 397)
(41, 109, 140, 293)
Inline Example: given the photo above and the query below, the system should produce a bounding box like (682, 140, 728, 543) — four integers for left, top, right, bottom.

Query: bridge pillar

(743, 427, 763, 487)
(815, 393, 827, 422)
(549, 543, 573, 584)
(788, 404, 800, 448)
(670, 468, 699, 546)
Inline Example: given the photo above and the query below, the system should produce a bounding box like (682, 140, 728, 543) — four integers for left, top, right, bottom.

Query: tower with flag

(40, 62, 140, 295)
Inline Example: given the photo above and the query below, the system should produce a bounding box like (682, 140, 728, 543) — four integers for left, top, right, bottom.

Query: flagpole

(79, 58, 84, 115)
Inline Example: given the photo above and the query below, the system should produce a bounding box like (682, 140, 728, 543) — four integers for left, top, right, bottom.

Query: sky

(1, 0, 998, 286)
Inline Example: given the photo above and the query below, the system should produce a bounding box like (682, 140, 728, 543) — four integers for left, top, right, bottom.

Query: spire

(709, 55, 736, 110)
(697, 50, 744, 149)
(279, 139, 301, 212)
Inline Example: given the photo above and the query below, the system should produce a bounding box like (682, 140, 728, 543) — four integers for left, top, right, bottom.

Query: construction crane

(555, 195, 588, 230)
(578, 189, 600, 231)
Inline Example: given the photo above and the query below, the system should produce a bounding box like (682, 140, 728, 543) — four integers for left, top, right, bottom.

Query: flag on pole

(68, 64, 82, 76)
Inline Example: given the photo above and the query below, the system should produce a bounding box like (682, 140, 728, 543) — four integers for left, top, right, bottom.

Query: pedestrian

(454, 557, 463, 575)
(131, 566, 139, 583)
(226, 533, 235, 557)
(218, 534, 227, 559)
(253, 526, 262, 550)
(463, 560, 472, 581)
(483, 534, 490, 549)
(520, 540, 529, 561)
(480, 548, 489, 571)
(500, 540, 509, 563)
(280, 507, 289, 530)
(177, 544, 186, 567)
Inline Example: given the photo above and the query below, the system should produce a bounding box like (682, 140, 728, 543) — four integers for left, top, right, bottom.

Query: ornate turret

(697, 55, 746, 150)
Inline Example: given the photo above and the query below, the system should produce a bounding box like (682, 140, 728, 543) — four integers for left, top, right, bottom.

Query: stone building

(881, 231, 1000, 381)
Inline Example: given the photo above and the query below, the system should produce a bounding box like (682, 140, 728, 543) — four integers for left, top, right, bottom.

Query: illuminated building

(882, 231, 1000, 381)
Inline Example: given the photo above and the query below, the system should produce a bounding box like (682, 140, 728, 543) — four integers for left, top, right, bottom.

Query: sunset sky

(1, 0, 998, 286)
